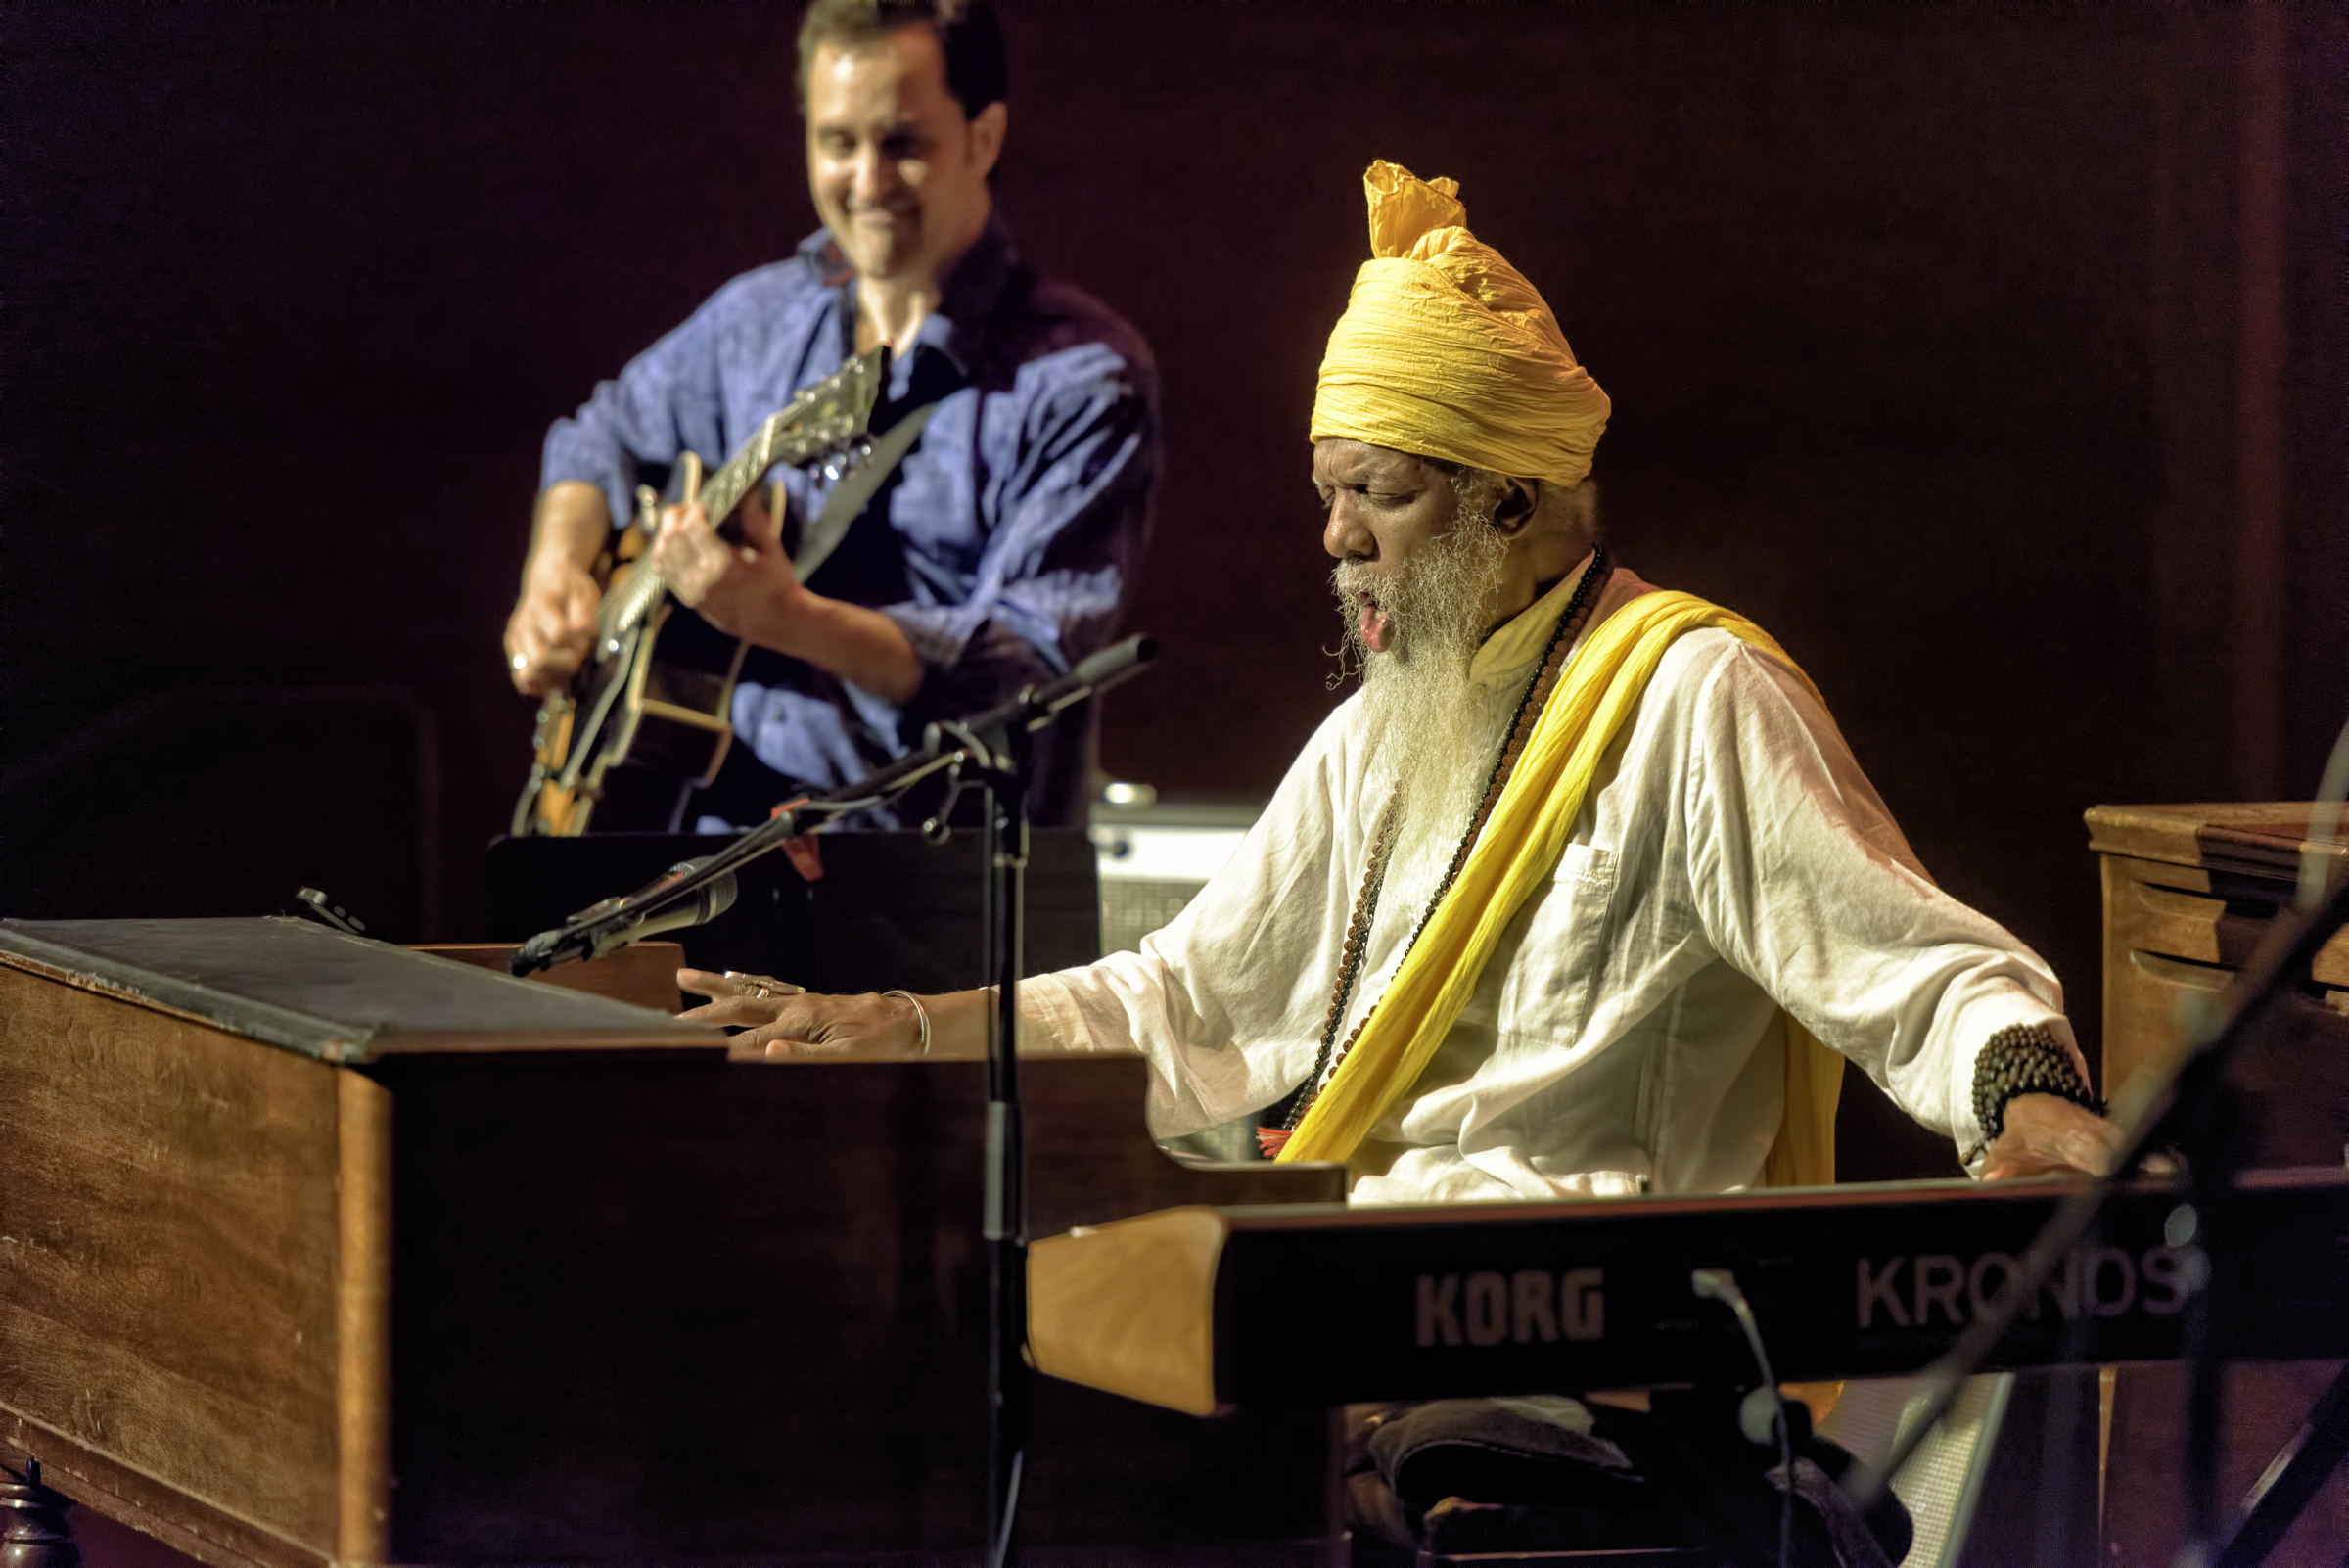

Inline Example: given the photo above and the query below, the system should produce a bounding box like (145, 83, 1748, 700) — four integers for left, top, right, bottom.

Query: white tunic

(1022, 560, 2077, 1205)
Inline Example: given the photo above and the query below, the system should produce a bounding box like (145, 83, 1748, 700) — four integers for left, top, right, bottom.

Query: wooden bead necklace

(1258, 547, 1608, 1156)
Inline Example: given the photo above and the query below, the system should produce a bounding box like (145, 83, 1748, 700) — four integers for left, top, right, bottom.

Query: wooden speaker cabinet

(2088, 802, 2349, 1154)
(2086, 804, 2349, 1564)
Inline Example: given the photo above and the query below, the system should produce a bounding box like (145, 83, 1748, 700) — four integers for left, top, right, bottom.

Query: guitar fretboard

(586, 348, 882, 645)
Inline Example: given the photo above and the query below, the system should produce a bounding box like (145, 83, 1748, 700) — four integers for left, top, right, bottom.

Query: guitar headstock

(677, 346, 894, 539)
(764, 345, 889, 468)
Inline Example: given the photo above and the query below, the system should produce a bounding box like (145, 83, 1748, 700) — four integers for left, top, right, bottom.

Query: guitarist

(503, 0, 1157, 829)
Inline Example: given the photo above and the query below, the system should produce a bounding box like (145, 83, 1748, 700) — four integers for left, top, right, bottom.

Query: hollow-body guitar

(512, 347, 887, 837)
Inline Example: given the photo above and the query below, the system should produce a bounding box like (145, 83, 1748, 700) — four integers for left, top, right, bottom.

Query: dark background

(5, 2, 2344, 1102)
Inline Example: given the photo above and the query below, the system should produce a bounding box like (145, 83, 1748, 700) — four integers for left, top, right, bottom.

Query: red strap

(766, 798, 824, 882)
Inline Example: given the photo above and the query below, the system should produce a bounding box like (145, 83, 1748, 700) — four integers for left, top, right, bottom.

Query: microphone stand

(508, 635, 1157, 978)
(935, 710, 1032, 1568)
(507, 635, 1156, 1568)
(1854, 865, 2349, 1567)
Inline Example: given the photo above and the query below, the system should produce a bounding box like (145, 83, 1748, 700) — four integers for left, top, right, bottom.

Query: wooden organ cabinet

(0, 917, 1343, 1568)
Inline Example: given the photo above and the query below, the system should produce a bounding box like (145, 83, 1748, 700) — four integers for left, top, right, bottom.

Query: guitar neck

(694, 417, 786, 533)
(599, 550, 668, 641)
(585, 346, 885, 643)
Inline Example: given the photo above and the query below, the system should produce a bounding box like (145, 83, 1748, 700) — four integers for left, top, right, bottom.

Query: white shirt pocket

(1495, 842, 1618, 1047)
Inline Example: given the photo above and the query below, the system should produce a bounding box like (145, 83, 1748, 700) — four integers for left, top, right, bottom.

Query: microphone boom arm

(508, 634, 1158, 976)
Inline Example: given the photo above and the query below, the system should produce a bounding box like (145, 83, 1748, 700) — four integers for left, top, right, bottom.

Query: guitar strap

(788, 400, 942, 582)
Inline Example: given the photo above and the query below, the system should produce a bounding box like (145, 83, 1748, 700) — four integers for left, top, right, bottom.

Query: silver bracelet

(881, 990, 931, 1053)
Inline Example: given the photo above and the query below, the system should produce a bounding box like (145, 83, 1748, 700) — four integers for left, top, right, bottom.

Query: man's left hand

(650, 492, 803, 641)
(1980, 1092, 2126, 1180)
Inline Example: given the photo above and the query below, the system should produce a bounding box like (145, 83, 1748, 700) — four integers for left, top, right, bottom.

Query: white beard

(1335, 519, 1515, 916)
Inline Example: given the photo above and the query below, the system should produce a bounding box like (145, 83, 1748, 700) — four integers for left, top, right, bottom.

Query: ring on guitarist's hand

(510, 653, 529, 671)
(723, 970, 805, 1001)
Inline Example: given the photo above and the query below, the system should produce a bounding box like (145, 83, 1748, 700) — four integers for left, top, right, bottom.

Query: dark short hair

(797, 0, 1008, 119)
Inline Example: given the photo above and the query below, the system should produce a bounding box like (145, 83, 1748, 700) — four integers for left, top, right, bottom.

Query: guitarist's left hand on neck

(652, 491, 791, 637)
(653, 494, 923, 705)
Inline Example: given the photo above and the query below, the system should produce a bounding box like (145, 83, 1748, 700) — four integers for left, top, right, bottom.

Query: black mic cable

(1692, 1267, 1792, 1568)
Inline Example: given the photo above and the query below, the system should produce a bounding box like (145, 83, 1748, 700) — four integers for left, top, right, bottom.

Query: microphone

(953, 634, 1159, 740)
(596, 867, 737, 952)
(1031, 633, 1159, 720)
(509, 861, 737, 975)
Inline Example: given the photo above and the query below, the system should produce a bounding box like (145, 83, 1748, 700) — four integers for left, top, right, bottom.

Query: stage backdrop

(5, 4, 2344, 1150)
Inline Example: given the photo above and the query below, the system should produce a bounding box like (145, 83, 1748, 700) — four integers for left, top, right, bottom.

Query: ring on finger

(723, 970, 805, 1001)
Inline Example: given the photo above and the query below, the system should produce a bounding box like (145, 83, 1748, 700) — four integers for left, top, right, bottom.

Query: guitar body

(513, 349, 886, 837)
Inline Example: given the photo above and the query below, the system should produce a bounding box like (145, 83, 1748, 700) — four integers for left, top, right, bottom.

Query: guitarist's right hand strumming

(504, 481, 610, 696)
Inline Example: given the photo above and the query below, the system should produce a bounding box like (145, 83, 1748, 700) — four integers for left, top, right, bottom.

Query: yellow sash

(1276, 589, 1843, 1186)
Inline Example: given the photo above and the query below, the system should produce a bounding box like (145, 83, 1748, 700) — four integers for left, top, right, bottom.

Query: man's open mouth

(1359, 593, 1395, 654)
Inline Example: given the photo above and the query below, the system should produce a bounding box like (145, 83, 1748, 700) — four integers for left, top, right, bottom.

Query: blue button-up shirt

(542, 216, 1157, 826)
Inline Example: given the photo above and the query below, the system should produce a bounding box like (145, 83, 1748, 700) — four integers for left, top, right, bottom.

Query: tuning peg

(820, 438, 876, 484)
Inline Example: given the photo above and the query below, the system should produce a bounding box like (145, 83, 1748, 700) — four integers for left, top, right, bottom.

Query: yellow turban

(1312, 161, 1610, 488)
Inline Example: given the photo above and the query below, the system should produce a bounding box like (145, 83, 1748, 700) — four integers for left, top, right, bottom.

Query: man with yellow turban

(690, 159, 2114, 1192)
(679, 161, 2117, 1559)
